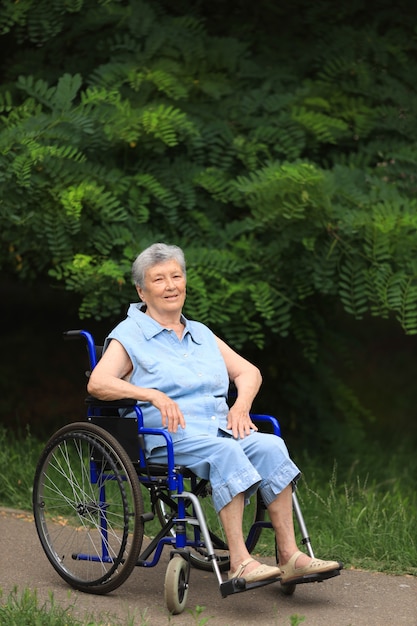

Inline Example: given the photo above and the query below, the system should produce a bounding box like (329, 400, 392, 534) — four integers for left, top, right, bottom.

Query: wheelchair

(32, 329, 341, 615)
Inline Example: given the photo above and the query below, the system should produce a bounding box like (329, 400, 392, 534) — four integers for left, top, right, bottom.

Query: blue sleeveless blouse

(105, 303, 230, 454)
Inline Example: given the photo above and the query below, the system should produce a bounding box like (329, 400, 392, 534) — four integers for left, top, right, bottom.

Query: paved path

(1, 508, 416, 625)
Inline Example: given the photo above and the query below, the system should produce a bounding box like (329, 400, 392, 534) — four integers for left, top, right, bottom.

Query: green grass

(295, 455, 417, 575)
(0, 587, 137, 626)
(1, 424, 416, 625)
(252, 449, 417, 576)
(1, 424, 416, 576)
(0, 426, 44, 510)
(0, 588, 306, 626)
(2, 424, 417, 576)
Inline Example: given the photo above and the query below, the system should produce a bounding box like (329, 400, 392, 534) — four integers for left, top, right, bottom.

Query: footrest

(220, 577, 246, 597)
(220, 574, 281, 598)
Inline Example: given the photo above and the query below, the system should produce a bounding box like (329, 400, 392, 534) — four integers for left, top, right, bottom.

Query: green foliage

(0, 587, 137, 626)
(2, 0, 417, 452)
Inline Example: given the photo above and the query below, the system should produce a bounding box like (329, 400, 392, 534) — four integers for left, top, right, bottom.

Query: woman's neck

(145, 308, 184, 332)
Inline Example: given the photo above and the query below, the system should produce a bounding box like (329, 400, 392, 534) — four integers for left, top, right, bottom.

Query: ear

(135, 285, 145, 302)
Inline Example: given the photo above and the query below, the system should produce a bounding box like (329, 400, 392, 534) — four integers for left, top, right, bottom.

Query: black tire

(155, 479, 265, 572)
(33, 422, 144, 594)
(280, 582, 297, 595)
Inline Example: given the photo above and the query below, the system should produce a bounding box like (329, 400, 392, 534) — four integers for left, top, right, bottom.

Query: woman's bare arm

(87, 339, 185, 432)
(215, 336, 262, 439)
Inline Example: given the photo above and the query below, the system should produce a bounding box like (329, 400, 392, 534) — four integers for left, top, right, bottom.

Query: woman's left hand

(226, 405, 258, 439)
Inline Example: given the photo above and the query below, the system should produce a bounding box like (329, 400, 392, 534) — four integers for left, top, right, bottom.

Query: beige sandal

(228, 557, 281, 582)
(280, 550, 342, 584)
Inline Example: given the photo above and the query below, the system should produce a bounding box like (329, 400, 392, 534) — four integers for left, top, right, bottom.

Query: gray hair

(131, 242, 186, 288)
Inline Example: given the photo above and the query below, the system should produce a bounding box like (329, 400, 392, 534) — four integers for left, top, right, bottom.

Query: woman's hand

(226, 404, 258, 439)
(147, 389, 186, 433)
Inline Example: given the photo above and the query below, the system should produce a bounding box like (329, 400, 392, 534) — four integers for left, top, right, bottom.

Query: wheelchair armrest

(85, 394, 137, 408)
(250, 413, 281, 437)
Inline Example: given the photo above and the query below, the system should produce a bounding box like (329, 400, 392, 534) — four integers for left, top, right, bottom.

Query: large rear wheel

(33, 422, 144, 594)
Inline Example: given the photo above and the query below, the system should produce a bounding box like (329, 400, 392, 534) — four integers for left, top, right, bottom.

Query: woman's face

(137, 260, 186, 316)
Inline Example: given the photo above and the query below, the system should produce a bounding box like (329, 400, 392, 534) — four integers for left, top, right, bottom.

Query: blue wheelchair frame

(74, 329, 315, 591)
(32, 328, 338, 614)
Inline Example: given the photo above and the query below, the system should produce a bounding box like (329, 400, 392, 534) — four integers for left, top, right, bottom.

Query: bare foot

(279, 551, 311, 569)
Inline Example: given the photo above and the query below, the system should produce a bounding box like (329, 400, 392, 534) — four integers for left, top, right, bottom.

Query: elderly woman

(87, 243, 341, 584)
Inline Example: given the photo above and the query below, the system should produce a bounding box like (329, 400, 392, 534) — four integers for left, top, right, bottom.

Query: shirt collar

(128, 302, 203, 344)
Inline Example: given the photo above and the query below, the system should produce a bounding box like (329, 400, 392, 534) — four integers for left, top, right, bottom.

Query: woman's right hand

(147, 389, 186, 433)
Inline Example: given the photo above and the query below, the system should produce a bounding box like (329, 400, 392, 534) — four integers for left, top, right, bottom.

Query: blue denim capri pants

(148, 430, 301, 513)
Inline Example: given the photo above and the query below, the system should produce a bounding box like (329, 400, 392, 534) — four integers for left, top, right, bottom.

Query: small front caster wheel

(164, 556, 190, 614)
(280, 582, 297, 596)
